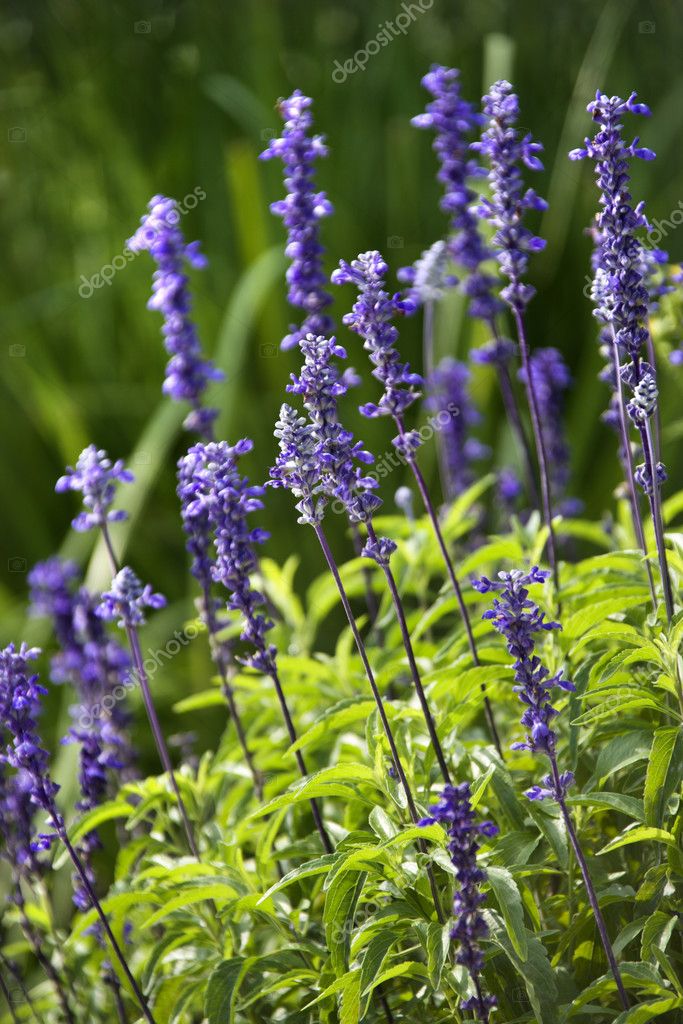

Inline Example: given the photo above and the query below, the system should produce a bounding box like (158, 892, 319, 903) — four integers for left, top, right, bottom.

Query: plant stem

(100, 523, 200, 858)
(609, 337, 657, 611)
(17, 897, 75, 1024)
(0, 954, 36, 1024)
(105, 969, 129, 1024)
(0, 969, 19, 1024)
(267, 663, 334, 853)
(512, 308, 560, 594)
(491, 328, 541, 509)
(56, 821, 158, 1023)
(199, 579, 263, 798)
(313, 522, 445, 924)
(350, 522, 381, 629)
(547, 755, 628, 1011)
(640, 418, 674, 622)
(393, 420, 504, 758)
(364, 522, 452, 785)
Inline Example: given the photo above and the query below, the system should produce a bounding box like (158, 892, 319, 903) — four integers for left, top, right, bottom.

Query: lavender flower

(0, 768, 42, 874)
(182, 441, 275, 673)
(261, 91, 334, 351)
(56, 446, 133, 532)
(405, 65, 501, 321)
(473, 81, 547, 312)
(473, 568, 575, 799)
(97, 567, 166, 629)
(420, 782, 498, 1022)
(271, 404, 328, 526)
(332, 251, 421, 438)
(0, 644, 62, 848)
(519, 348, 582, 515)
(426, 357, 490, 497)
(398, 239, 456, 306)
(128, 195, 223, 438)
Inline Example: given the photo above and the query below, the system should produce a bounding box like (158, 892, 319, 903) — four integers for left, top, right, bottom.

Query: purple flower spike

(332, 251, 421, 424)
(97, 567, 166, 629)
(56, 446, 133, 532)
(128, 194, 223, 438)
(519, 348, 582, 516)
(398, 240, 457, 307)
(420, 782, 497, 1022)
(405, 65, 501, 320)
(473, 81, 547, 312)
(0, 644, 62, 847)
(261, 91, 334, 351)
(474, 568, 574, 795)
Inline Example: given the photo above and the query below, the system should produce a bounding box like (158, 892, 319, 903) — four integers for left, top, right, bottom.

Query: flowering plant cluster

(1, 69, 682, 1024)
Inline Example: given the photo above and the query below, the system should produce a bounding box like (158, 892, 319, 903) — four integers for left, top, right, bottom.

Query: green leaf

(487, 866, 528, 961)
(287, 699, 379, 753)
(142, 881, 238, 928)
(173, 688, 224, 713)
(324, 870, 366, 976)
(595, 731, 653, 783)
(567, 792, 644, 821)
(205, 958, 249, 1024)
(644, 728, 680, 826)
(490, 927, 558, 1024)
(258, 854, 335, 903)
(598, 826, 679, 855)
(425, 921, 450, 990)
(359, 932, 397, 1012)
(612, 995, 683, 1024)
(54, 800, 133, 867)
(640, 912, 677, 963)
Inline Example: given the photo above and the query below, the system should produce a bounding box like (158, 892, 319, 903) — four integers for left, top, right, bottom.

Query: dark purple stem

(267, 663, 334, 853)
(365, 521, 452, 785)
(56, 820, 158, 1023)
(350, 522, 381, 629)
(639, 419, 674, 621)
(609, 336, 657, 611)
(394, 419, 504, 759)
(547, 754, 628, 1011)
(105, 970, 129, 1024)
(198, 577, 263, 798)
(0, 969, 19, 1024)
(423, 300, 453, 505)
(0, 954, 36, 1024)
(512, 308, 560, 594)
(100, 523, 199, 858)
(17, 897, 75, 1024)
(313, 522, 445, 924)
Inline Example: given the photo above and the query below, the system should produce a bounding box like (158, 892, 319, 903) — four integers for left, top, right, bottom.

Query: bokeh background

(2, 0, 683, 796)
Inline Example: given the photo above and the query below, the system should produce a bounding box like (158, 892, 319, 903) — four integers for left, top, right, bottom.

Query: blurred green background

(2, 0, 683, 770)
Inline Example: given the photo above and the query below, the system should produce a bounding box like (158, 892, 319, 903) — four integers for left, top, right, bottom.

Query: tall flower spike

(474, 81, 560, 588)
(571, 91, 673, 620)
(421, 783, 498, 1023)
(474, 567, 628, 1009)
(473, 80, 547, 312)
(190, 439, 332, 852)
(97, 567, 166, 629)
(405, 65, 501, 320)
(334, 254, 503, 756)
(56, 446, 133, 532)
(426, 357, 490, 500)
(128, 194, 223, 439)
(261, 91, 334, 351)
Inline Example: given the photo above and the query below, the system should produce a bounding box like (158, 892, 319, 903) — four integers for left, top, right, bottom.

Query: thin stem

(645, 332, 662, 463)
(126, 626, 200, 858)
(609, 336, 657, 610)
(394, 420, 504, 758)
(313, 522, 445, 924)
(17, 898, 75, 1024)
(56, 822, 158, 1024)
(267, 664, 334, 854)
(471, 974, 491, 1024)
(512, 308, 560, 594)
(0, 970, 19, 1024)
(350, 522, 381, 629)
(365, 522, 452, 785)
(548, 755, 628, 1011)
(0, 954, 37, 1024)
(100, 522, 199, 858)
(105, 970, 129, 1024)
(495, 357, 540, 509)
(200, 579, 263, 799)
(639, 420, 674, 622)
